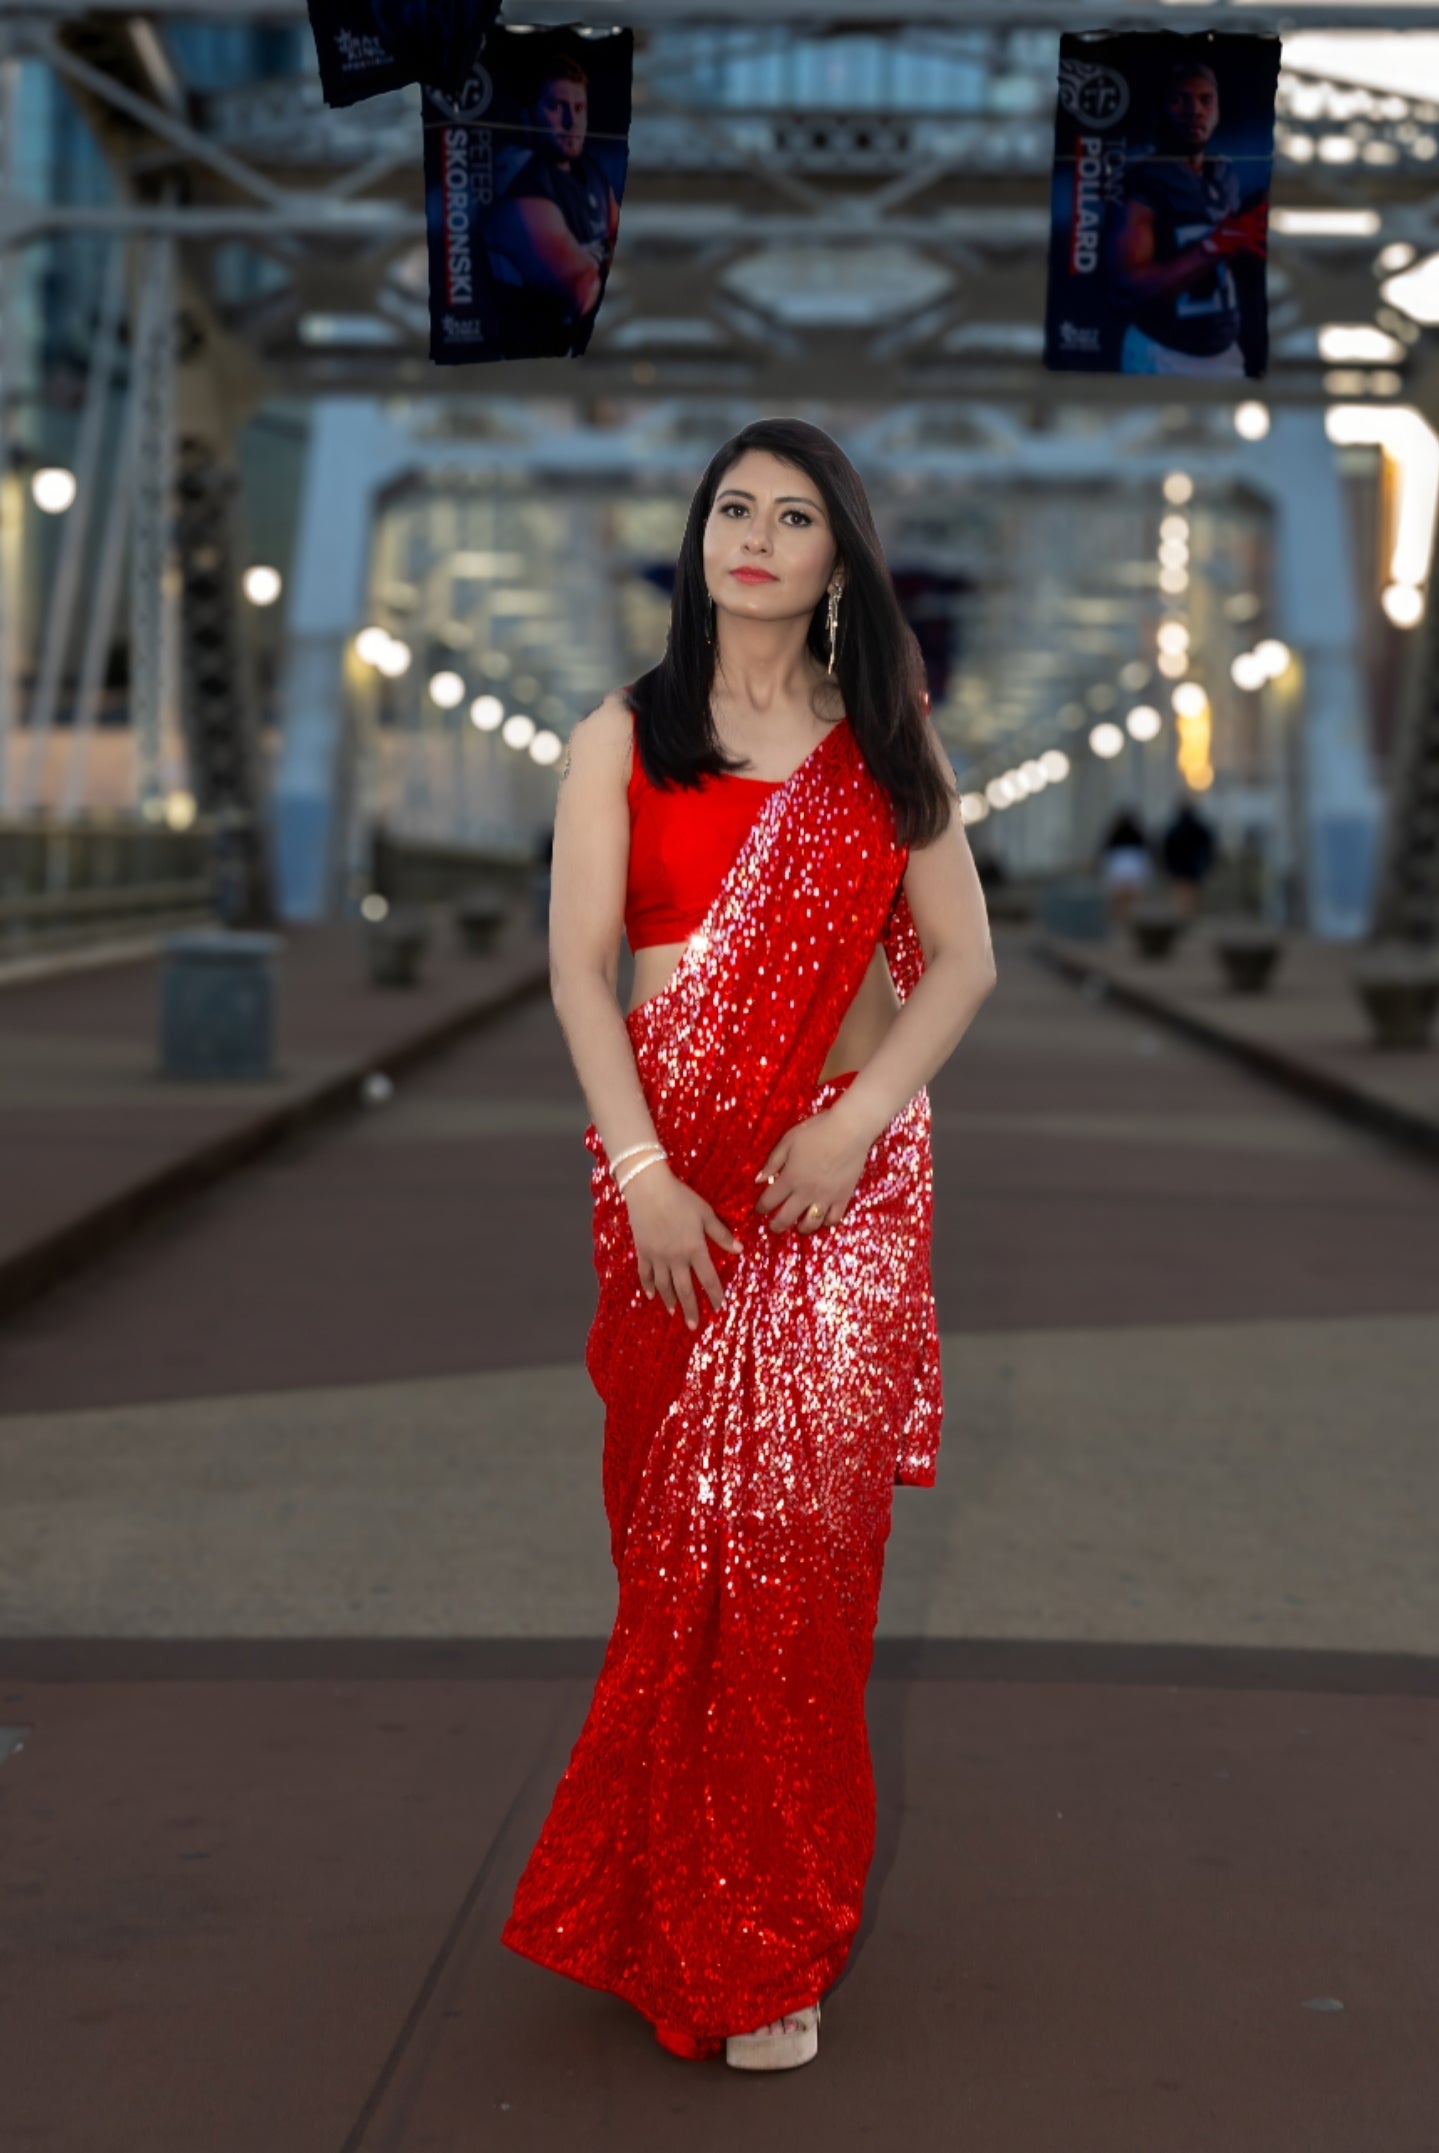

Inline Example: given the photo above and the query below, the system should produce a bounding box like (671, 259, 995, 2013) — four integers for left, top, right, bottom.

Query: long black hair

(625, 417, 953, 851)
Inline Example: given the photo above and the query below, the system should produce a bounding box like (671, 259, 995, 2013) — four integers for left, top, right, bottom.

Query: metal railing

(0, 817, 216, 958)
(368, 825, 537, 913)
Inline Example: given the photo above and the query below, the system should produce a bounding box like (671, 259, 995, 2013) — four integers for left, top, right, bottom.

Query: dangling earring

(825, 580, 843, 677)
(705, 593, 715, 645)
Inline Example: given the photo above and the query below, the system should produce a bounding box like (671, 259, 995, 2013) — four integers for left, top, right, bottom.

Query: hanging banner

(1045, 31, 1280, 379)
(423, 27, 634, 366)
(306, 0, 501, 109)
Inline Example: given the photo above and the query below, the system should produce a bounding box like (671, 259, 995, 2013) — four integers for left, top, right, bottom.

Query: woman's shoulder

(562, 689, 635, 789)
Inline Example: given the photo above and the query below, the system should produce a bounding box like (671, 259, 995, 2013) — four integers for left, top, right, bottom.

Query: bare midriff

(626, 937, 901, 1082)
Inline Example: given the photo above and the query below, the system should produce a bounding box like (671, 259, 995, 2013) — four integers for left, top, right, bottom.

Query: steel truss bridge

(2, 1, 1439, 935)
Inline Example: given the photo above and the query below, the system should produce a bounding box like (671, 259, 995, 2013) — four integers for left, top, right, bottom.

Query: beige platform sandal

(724, 1999, 820, 2072)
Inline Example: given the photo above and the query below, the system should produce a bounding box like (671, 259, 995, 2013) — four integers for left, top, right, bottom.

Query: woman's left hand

(753, 1107, 870, 1234)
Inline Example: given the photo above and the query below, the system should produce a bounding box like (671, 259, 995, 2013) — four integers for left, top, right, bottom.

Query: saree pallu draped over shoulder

(501, 715, 943, 2051)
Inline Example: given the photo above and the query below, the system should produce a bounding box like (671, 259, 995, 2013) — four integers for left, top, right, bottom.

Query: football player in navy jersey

(1112, 61, 1267, 376)
(487, 49, 620, 357)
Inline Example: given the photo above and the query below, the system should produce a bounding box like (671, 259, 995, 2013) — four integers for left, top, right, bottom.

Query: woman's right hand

(623, 1165, 740, 1330)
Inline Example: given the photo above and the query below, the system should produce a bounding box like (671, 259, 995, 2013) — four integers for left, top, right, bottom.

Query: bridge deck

(1, 925, 1435, 2149)
(0, 917, 550, 1319)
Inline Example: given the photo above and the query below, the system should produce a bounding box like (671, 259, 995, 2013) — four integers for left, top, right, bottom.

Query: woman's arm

(550, 696, 740, 1325)
(549, 692, 663, 1164)
(825, 727, 997, 1155)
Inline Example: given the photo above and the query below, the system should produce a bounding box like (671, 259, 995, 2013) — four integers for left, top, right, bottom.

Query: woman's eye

(716, 502, 813, 526)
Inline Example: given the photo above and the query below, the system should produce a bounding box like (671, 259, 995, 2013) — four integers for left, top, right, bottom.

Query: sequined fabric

(501, 716, 943, 2047)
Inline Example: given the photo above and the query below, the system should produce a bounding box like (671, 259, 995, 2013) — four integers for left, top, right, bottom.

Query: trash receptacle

(454, 888, 509, 955)
(366, 910, 429, 987)
(160, 929, 279, 1080)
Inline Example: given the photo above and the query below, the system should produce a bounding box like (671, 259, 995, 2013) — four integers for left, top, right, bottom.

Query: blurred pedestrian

(1098, 807, 1153, 925)
(1161, 799, 1218, 916)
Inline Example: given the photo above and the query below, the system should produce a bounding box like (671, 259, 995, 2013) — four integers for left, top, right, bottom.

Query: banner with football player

(1045, 31, 1280, 379)
(423, 26, 634, 366)
(306, 1, 500, 109)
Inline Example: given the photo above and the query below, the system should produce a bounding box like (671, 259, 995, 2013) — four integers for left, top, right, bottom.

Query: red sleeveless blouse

(624, 708, 783, 952)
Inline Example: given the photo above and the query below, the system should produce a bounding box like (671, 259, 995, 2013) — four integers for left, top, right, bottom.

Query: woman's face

(702, 449, 839, 632)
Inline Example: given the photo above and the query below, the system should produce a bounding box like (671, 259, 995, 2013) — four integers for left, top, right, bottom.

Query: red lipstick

(731, 567, 778, 583)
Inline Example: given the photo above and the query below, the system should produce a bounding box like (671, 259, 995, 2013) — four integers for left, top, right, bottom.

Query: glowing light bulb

(31, 467, 76, 513)
(241, 565, 282, 606)
(1381, 582, 1424, 627)
(428, 670, 465, 709)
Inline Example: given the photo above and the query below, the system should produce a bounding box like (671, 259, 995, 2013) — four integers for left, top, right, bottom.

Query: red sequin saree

(502, 716, 943, 2050)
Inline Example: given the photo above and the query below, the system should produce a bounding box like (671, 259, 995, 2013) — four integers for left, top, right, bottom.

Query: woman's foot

(724, 1999, 820, 2072)
(654, 2022, 724, 2061)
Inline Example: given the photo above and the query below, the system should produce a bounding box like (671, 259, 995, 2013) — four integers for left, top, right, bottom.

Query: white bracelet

(610, 1139, 664, 1175)
(616, 1149, 667, 1196)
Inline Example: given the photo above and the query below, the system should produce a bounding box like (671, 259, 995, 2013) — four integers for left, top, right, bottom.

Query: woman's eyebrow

(715, 487, 825, 510)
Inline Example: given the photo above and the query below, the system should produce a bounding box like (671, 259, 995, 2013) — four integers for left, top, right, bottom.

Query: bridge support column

(274, 400, 394, 922)
(1267, 408, 1384, 940)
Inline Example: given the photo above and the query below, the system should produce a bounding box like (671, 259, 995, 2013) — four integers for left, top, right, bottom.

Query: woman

(501, 418, 997, 2070)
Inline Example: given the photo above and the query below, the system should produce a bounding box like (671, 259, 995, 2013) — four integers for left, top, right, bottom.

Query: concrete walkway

(1, 925, 1435, 2149)
(1038, 923, 1439, 1162)
(0, 913, 550, 1316)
